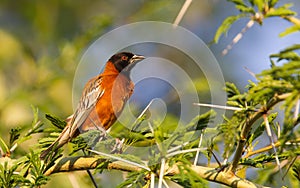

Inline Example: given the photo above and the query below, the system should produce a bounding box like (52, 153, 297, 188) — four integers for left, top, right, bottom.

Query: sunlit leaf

(252, 0, 266, 12)
(279, 24, 300, 37)
(214, 14, 247, 43)
(265, 5, 296, 17)
(235, 4, 255, 13)
(268, 0, 279, 8)
(229, 0, 247, 6)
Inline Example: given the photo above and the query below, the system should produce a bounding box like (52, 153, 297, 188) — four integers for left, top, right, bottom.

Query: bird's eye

(121, 56, 128, 61)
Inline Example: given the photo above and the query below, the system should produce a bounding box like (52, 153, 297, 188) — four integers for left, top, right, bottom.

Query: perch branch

(44, 156, 269, 188)
(44, 156, 141, 176)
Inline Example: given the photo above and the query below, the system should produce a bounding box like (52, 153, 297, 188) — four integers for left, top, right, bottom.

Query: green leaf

(270, 51, 300, 61)
(229, 0, 247, 6)
(224, 82, 241, 98)
(248, 0, 254, 6)
(0, 137, 9, 156)
(252, 0, 266, 12)
(265, 6, 296, 17)
(45, 114, 67, 130)
(9, 128, 21, 147)
(235, 4, 255, 13)
(292, 161, 300, 181)
(214, 14, 246, 43)
(117, 171, 147, 188)
(279, 24, 300, 37)
(279, 44, 300, 52)
(227, 101, 243, 108)
(268, 0, 279, 8)
(185, 110, 216, 131)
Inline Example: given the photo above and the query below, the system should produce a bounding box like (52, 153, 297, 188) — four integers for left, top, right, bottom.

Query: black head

(109, 52, 145, 73)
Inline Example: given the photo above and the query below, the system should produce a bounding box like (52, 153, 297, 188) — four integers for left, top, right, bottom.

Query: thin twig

(243, 66, 257, 80)
(68, 173, 80, 188)
(167, 142, 189, 153)
(276, 122, 281, 139)
(87, 149, 150, 171)
(158, 158, 166, 188)
(132, 99, 154, 131)
(166, 148, 207, 158)
(173, 0, 193, 27)
(222, 17, 256, 56)
(162, 179, 170, 188)
(244, 138, 300, 158)
(82, 149, 98, 188)
(283, 16, 300, 26)
(9, 143, 18, 153)
(263, 114, 282, 175)
(282, 156, 298, 180)
(193, 103, 245, 111)
(150, 173, 155, 188)
(293, 98, 299, 122)
(211, 150, 222, 167)
(194, 131, 204, 165)
(148, 122, 164, 154)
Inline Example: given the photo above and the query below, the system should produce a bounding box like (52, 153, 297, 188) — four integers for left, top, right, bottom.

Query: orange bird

(40, 52, 145, 159)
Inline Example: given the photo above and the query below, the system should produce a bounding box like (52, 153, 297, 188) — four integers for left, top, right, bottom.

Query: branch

(283, 16, 300, 26)
(230, 93, 291, 172)
(44, 156, 269, 188)
(168, 165, 269, 188)
(244, 138, 300, 158)
(44, 156, 141, 176)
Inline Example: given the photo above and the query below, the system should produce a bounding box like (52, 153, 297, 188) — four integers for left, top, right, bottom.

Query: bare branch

(173, 0, 192, 27)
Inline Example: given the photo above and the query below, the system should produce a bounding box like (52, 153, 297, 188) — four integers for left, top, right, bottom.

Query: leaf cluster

(214, 0, 299, 43)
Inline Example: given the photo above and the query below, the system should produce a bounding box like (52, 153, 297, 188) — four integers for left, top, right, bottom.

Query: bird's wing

(69, 75, 105, 136)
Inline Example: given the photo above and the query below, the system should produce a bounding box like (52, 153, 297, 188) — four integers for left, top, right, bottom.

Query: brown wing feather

(40, 75, 104, 159)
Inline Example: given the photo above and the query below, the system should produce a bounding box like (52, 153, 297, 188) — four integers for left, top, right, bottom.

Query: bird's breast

(81, 74, 134, 131)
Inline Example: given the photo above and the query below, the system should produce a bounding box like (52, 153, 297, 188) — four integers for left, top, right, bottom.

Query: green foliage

(214, 0, 299, 43)
(280, 24, 300, 37)
(116, 171, 148, 188)
(9, 128, 21, 148)
(24, 151, 50, 186)
(293, 161, 300, 182)
(265, 4, 296, 17)
(86, 110, 214, 187)
(0, 159, 31, 188)
(248, 112, 278, 145)
(45, 114, 67, 130)
(214, 14, 247, 43)
(240, 150, 294, 168)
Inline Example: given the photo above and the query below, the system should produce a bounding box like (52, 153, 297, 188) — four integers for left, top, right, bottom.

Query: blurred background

(0, 0, 299, 187)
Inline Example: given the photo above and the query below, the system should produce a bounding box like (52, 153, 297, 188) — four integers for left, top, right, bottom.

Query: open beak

(130, 55, 145, 64)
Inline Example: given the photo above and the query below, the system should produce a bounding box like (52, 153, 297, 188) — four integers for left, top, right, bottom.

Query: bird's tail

(40, 142, 58, 160)
(40, 126, 71, 160)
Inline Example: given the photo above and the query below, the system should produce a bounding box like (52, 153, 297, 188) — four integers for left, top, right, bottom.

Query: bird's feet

(111, 138, 124, 154)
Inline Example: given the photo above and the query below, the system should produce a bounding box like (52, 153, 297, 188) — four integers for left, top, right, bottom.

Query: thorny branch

(44, 156, 269, 188)
(230, 93, 292, 172)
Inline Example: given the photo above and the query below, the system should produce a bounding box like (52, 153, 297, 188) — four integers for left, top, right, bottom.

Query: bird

(40, 52, 145, 159)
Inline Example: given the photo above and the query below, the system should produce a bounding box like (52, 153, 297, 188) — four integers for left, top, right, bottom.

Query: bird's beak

(130, 55, 145, 64)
